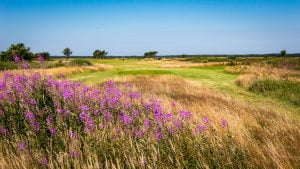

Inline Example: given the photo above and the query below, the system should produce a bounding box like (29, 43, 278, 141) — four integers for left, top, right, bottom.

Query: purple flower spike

(29, 99, 37, 105)
(203, 116, 210, 124)
(135, 130, 144, 138)
(221, 119, 228, 128)
(155, 129, 163, 141)
(18, 141, 28, 151)
(196, 125, 206, 133)
(70, 150, 78, 158)
(121, 114, 133, 125)
(0, 127, 10, 137)
(14, 56, 21, 63)
(37, 55, 44, 62)
(179, 110, 192, 120)
(40, 157, 48, 166)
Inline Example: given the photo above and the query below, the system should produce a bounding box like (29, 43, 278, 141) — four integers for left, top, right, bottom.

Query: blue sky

(1, 0, 299, 55)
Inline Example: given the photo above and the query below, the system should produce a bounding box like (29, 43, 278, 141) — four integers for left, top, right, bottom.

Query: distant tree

(280, 50, 287, 57)
(63, 48, 72, 60)
(144, 51, 158, 58)
(35, 52, 50, 60)
(93, 50, 108, 59)
(0, 43, 34, 61)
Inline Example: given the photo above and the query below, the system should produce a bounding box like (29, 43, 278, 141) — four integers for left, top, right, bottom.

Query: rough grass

(0, 64, 110, 78)
(225, 63, 300, 107)
(249, 79, 300, 106)
(109, 75, 300, 168)
(1, 74, 299, 168)
(1, 57, 300, 168)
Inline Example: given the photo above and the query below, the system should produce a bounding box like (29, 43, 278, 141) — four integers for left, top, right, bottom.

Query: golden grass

(160, 61, 227, 68)
(111, 75, 300, 168)
(1, 74, 299, 168)
(0, 64, 110, 78)
(225, 64, 300, 88)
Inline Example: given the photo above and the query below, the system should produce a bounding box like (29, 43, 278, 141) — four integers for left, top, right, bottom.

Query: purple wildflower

(203, 116, 210, 124)
(143, 119, 151, 130)
(135, 129, 144, 138)
(164, 113, 174, 121)
(168, 127, 175, 134)
(81, 105, 89, 112)
(70, 150, 78, 158)
(103, 111, 113, 121)
(28, 99, 37, 106)
(196, 125, 206, 133)
(49, 127, 57, 136)
(221, 119, 229, 128)
(14, 56, 21, 63)
(179, 110, 192, 120)
(37, 55, 44, 62)
(22, 62, 30, 69)
(40, 157, 48, 166)
(173, 120, 183, 130)
(18, 141, 28, 151)
(25, 111, 35, 121)
(0, 127, 10, 137)
(121, 114, 133, 125)
(155, 128, 163, 141)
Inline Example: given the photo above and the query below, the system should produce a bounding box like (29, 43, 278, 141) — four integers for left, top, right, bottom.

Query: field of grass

(1, 57, 299, 168)
(68, 59, 299, 114)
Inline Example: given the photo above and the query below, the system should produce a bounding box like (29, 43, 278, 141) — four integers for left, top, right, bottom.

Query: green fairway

(68, 59, 256, 98)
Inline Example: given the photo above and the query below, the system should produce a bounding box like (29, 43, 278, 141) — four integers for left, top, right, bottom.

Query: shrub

(0, 62, 18, 70)
(227, 60, 238, 66)
(69, 59, 92, 66)
(93, 50, 108, 59)
(0, 43, 35, 61)
(35, 52, 50, 60)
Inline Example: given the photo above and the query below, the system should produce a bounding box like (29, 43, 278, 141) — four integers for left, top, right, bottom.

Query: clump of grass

(249, 79, 300, 105)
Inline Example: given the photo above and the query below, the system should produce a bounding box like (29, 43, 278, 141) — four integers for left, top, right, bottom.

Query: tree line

(1, 43, 289, 62)
(0, 43, 160, 61)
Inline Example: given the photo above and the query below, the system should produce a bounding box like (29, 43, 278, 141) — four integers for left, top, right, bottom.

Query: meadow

(0, 57, 299, 168)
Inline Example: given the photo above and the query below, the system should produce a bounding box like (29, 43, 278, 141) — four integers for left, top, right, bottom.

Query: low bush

(69, 59, 92, 66)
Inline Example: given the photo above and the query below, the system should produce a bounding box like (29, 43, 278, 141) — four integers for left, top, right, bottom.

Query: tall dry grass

(1, 74, 299, 168)
(0, 64, 110, 78)
(224, 64, 300, 89)
(111, 75, 300, 168)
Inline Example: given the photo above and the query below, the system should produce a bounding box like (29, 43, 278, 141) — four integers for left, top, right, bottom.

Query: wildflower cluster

(0, 72, 230, 167)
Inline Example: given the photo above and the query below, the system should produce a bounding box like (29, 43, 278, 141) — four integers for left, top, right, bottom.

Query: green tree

(35, 52, 50, 60)
(63, 48, 72, 60)
(0, 43, 34, 61)
(93, 50, 108, 59)
(280, 50, 287, 57)
(144, 51, 158, 58)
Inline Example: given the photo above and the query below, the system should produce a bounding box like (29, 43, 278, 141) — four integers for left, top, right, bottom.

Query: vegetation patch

(69, 59, 93, 66)
(0, 62, 18, 70)
(249, 79, 300, 106)
(117, 69, 172, 75)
